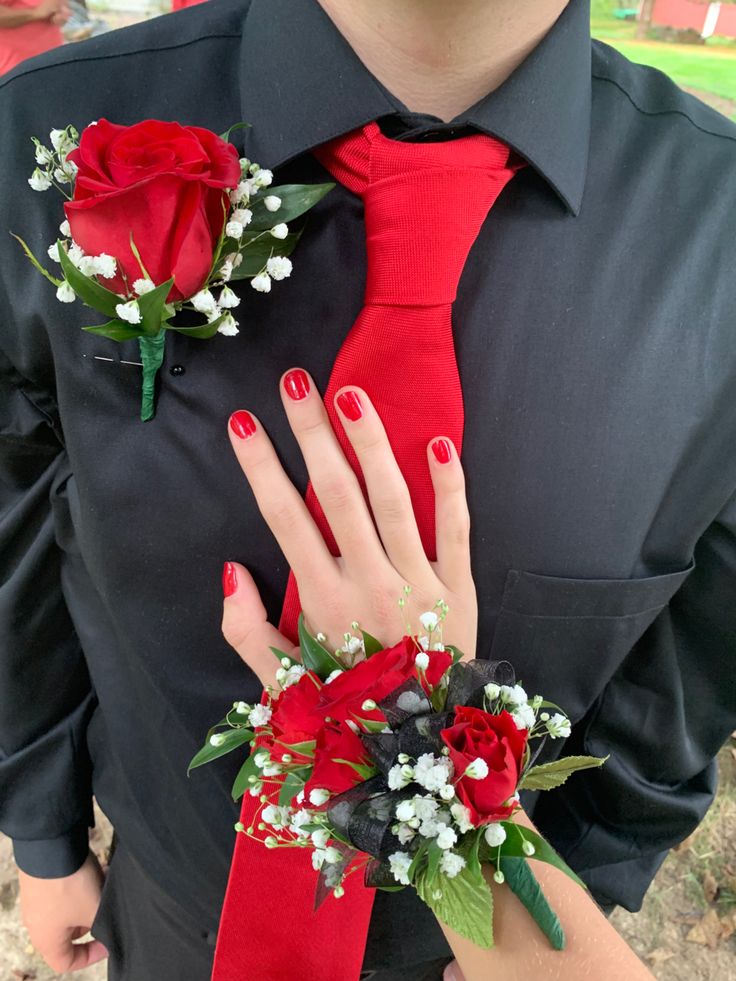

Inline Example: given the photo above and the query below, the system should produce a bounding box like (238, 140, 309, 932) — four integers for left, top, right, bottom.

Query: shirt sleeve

(530, 492, 736, 911)
(0, 346, 96, 878)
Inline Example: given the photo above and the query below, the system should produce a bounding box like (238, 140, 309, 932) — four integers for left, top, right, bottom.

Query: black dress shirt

(1, 0, 735, 969)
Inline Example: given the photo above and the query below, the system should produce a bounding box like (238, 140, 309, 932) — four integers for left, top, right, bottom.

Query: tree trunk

(636, 0, 656, 39)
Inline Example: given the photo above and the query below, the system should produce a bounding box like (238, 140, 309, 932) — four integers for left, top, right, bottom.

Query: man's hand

(18, 852, 109, 973)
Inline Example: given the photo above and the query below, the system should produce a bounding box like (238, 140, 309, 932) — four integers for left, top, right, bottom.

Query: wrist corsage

(191, 595, 607, 950)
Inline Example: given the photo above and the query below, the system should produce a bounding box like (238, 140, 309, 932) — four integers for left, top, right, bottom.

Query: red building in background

(650, 0, 736, 37)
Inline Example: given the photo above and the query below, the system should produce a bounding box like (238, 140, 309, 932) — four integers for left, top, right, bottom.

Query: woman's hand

(221, 368, 477, 686)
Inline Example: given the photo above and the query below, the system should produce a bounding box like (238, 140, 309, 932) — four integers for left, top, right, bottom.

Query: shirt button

(170, 364, 186, 376)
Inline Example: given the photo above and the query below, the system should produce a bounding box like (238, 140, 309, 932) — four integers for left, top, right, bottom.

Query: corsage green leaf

(231, 750, 261, 801)
(298, 613, 343, 678)
(81, 319, 145, 341)
(188, 726, 255, 774)
(491, 823, 587, 890)
(247, 183, 335, 231)
(519, 754, 609, 792)
(56, 239, 121, 318)
(10, 232, 63, 287)
(415, 862, 494, 949)
(360, 629, 384, 657)
(229, 229, 303, 279)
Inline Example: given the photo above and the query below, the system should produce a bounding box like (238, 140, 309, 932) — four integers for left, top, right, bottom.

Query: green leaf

(56, 239, 122, 317)
(444, 645, 465, 665)
(10, 232, 63, 287)
(81, 319, 145, 341)
(278, 770, 306, 807)
(360, 629, 383, 657)
(425, 841, 443, 886)
(229, 229, 303, 279)
(231, 751, 261, 801)
(275, 739, 316, 757)
(332, 759, 378, 780)
(349, 716, 388, 733)
(188, 727, 255, 774)
(519, 755, 609, 792)
(220, 121, 251, 143)
(165, 313, 227, 340)
(498, 857, 565, 950)
(247, 183, 334, 231)
(415, 862, 494, 949)
(490, 823, 587, 890)
(298, 613, 343, 679)
(136, 277, 175, 337)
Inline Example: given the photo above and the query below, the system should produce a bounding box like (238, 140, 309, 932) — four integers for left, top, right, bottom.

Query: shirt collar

(239, 0, 591, 216)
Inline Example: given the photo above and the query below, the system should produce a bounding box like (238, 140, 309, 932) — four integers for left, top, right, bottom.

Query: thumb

(221, 561, 298, 688)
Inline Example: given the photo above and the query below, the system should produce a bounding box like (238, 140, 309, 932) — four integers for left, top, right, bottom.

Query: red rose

(441, 706, 528, 826)
(270, 672, 324, 752)
(64, 118, 241, 302)
(318, 637, 451, 726)
(303, 722, 375, 801)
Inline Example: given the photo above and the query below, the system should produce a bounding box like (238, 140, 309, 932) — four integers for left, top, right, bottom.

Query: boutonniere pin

(12, 119, 333, 421)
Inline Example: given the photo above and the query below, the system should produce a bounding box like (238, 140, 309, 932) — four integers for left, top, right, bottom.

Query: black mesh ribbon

(315, 658, 514, 904)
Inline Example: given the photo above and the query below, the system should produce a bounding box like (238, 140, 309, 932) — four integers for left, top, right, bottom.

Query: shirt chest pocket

(488, 560, 696, 723)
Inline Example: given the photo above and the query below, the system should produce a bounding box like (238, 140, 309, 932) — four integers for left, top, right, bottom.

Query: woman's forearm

(0, 7, 42, 28)
(441, 811, 654, 981)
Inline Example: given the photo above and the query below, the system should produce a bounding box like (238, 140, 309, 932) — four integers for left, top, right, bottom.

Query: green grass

(590, 0, 736, 118)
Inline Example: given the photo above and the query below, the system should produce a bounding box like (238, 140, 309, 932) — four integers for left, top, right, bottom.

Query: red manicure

(283, 369, 311, 401)
(229, 410, 257, 439)
(336, 390, 363, 421)
(222, 561, 238, 597)
(431, 438, 452, 464)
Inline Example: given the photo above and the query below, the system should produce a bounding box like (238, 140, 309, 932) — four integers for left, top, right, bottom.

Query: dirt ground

(1, 743, 734, 980)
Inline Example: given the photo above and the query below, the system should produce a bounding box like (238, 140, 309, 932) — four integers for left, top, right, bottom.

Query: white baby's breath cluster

(28, 126, 79, 194)
(483, 682, 571, 739)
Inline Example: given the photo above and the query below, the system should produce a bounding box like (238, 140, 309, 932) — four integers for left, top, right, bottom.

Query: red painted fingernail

(336, 390, 363, 421)
(222, 561, 238, 597)
(229, 410, 257, 439)
(431, 438, 452, 464)
(283, 369, 311, 401)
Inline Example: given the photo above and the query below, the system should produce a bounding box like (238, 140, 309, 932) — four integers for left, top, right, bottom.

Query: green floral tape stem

(138, 329, 166, 421)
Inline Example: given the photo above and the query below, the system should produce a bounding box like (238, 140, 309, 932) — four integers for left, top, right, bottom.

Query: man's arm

(0, 346, 97, 875)
(531, 491, 736, 910)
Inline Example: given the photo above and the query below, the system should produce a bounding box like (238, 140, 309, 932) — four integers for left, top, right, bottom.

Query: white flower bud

(47, 242, 60, 262)
(59, 219, 71, 237)
(264, 195, 282, 212)
(192, 289, 218, 316)
(361, 699, 377, 712)
(250, 272, 272, 293)
(419, 611, 439, 631)
(254, 168, 273, 187)
(55, 281, 76, 303)
(522, 840, 536, 856)
(209, 733, 226, 747)
(270, 223, 289, 240)
(226, 220, 244, 240)
(309, 788, 330, 806)
(35, 143, 53, 165)
(218, 285, 241, 309)
(133, 278, 155, 296)
(493, 869, 505, 884)
(115, 300, 142, 324)
(311, 828, 330, 850)
(265, 256, 293, 281)
(483, 823, 507, 848)
(464, 758, 489, 780)
(28, 168, 52, 191)
(415, 652, 430, 671)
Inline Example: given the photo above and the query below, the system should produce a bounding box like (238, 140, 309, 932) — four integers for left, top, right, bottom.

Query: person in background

(0, 0, 68, 75)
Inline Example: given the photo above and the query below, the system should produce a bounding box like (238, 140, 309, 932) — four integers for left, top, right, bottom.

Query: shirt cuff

(12, 823, 90, 878)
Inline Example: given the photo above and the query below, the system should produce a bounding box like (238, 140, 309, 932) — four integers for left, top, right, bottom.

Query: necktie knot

(314, 121, 525, 306)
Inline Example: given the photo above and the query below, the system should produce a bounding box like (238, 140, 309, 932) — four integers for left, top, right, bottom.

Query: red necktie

(213, 121, 525, 981)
